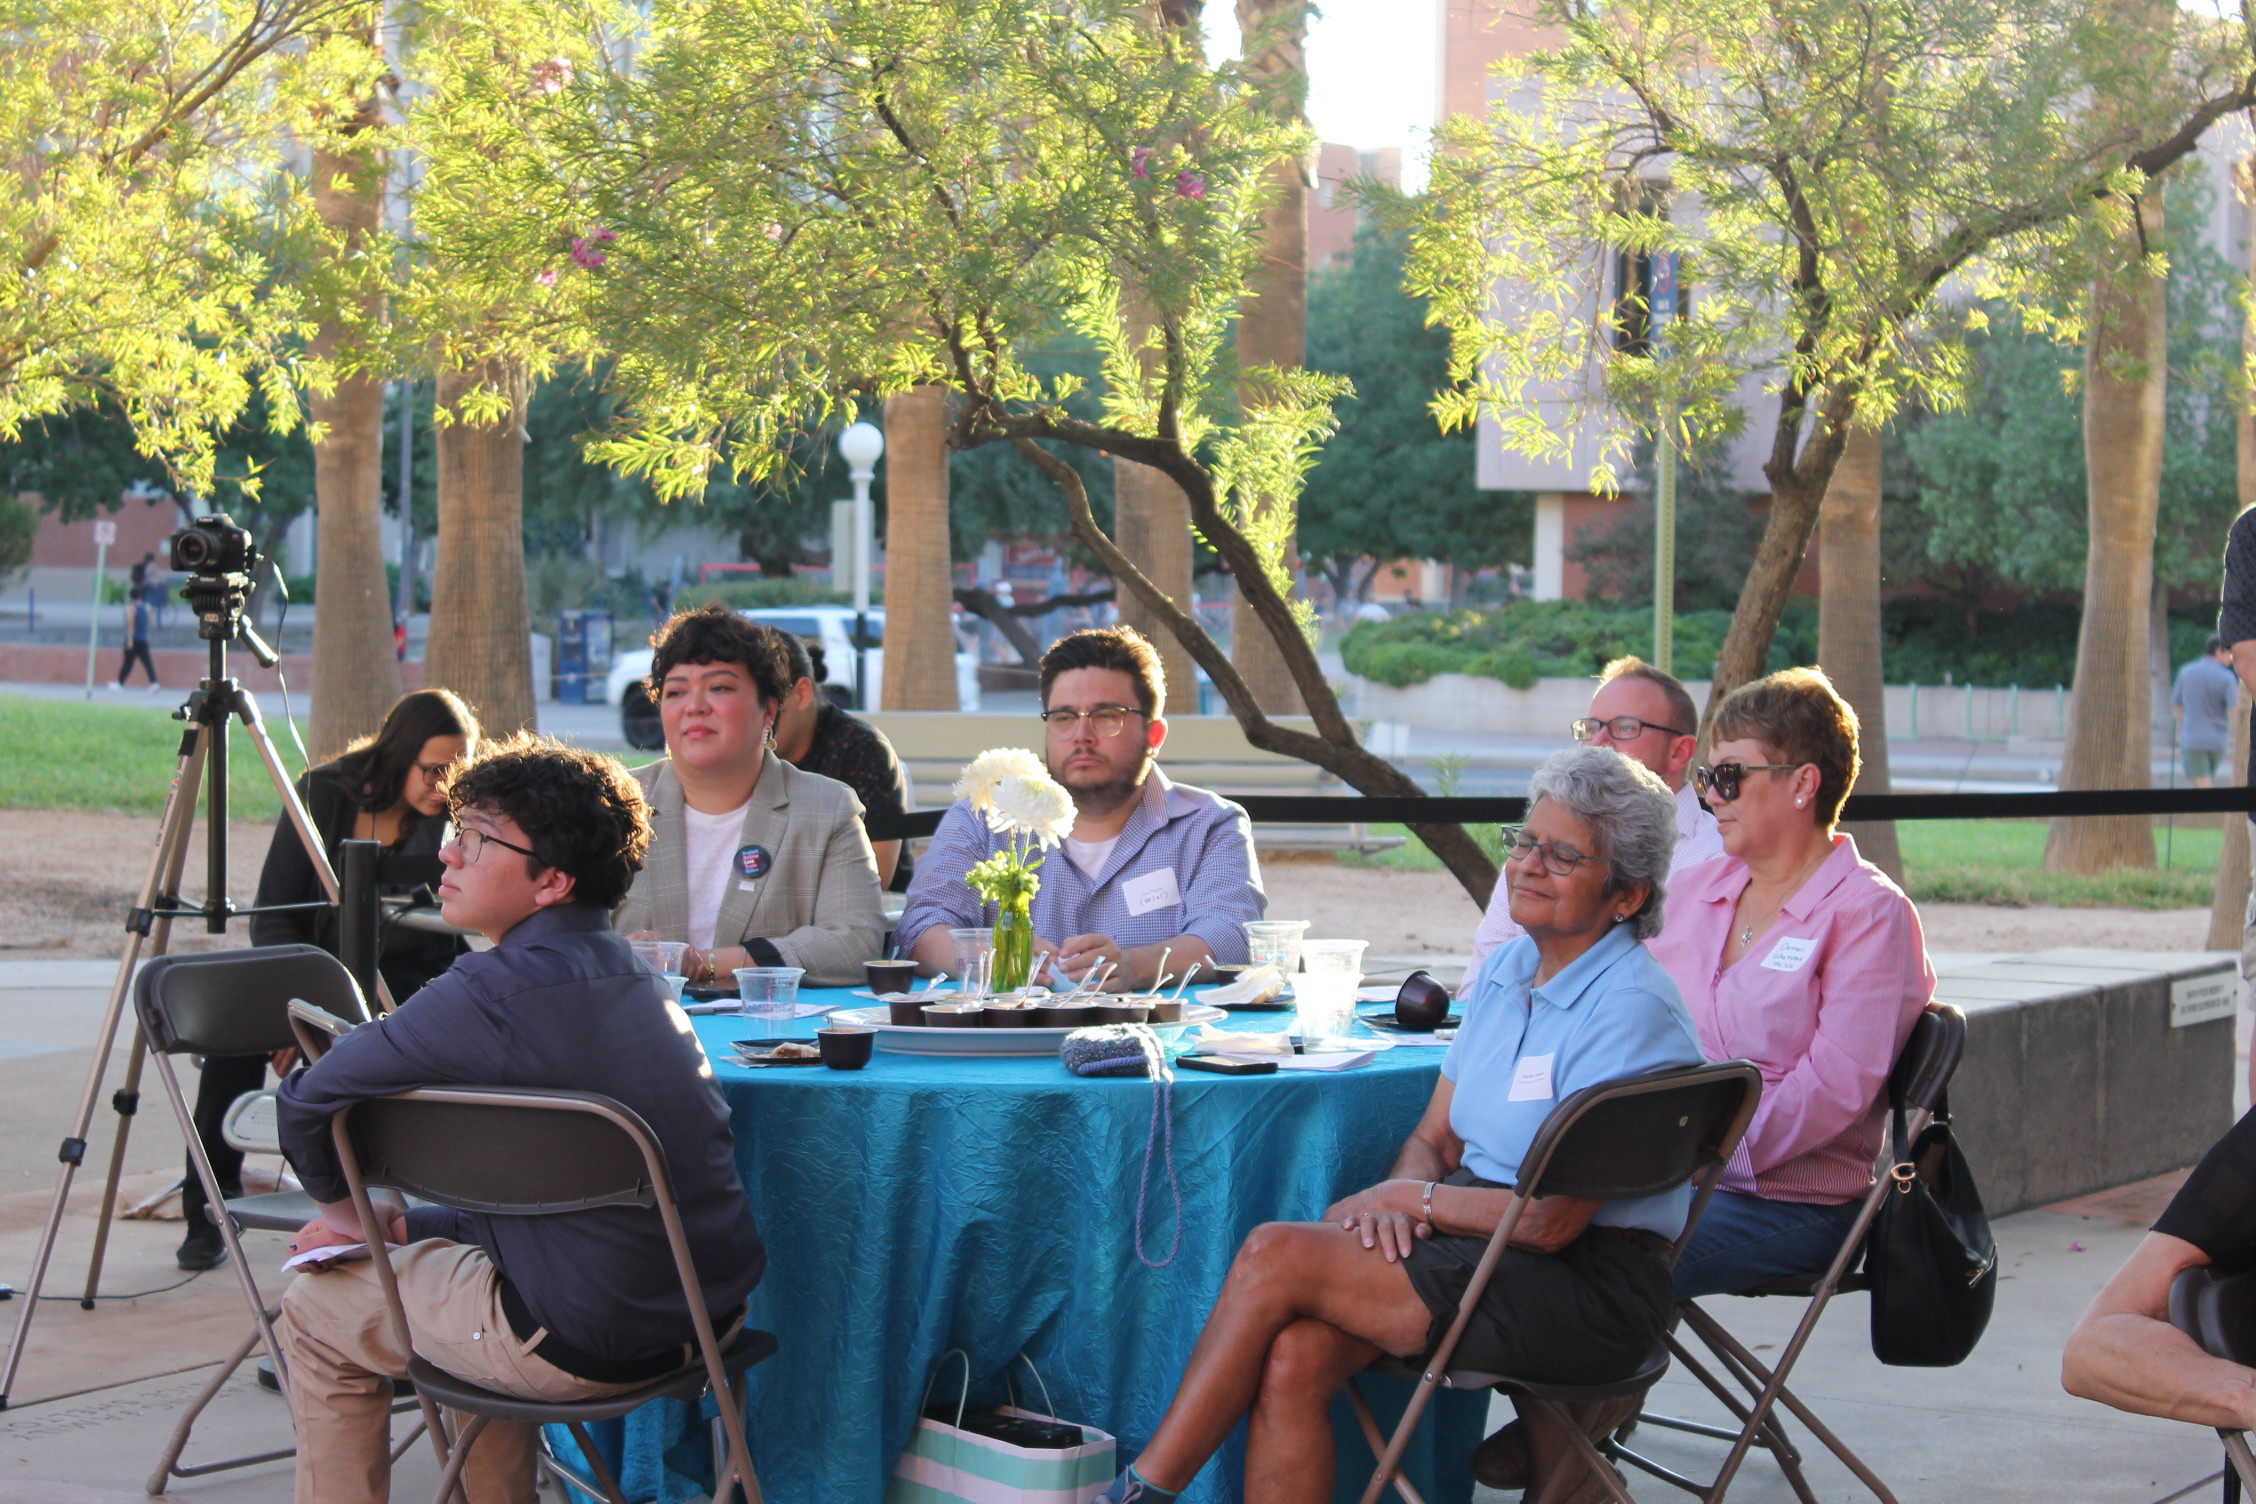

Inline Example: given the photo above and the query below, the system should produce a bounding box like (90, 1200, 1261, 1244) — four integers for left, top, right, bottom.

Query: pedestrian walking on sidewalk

(114, 582, 158, 690)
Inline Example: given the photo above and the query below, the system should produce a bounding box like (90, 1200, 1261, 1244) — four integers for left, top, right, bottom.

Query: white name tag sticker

(1508, 1053, 1556, 1102)
(737, 879, 760, 893)
(1123, 866, 1182, 916)
(1762, 937, 1818, 972)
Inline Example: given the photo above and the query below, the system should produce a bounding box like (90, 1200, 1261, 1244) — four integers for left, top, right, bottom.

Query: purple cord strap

(1133, 1027, 1181, 1269)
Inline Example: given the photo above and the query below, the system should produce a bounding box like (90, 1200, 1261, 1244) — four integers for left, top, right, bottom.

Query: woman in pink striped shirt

(1646, 668, 1935, 1298)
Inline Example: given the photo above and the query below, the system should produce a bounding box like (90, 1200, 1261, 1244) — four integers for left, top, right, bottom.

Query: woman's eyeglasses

(449, 826, 540, 865)
(1501, 826, 1606, 876)
(1039, 706, 1145, 738)
(1691, 762, 1802, 802)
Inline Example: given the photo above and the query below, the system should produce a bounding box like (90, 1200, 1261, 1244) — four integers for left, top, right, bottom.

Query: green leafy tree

(1409, 0, 2256, 725)
(417, 0, 1505, 900)
(1299, 221, 1530, 602)
(0, 0, 381, 495)
(1903, 178, 2243, 605)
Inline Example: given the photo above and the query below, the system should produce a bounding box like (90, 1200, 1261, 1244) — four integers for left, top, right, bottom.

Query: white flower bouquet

(953, 749, 1074, 990)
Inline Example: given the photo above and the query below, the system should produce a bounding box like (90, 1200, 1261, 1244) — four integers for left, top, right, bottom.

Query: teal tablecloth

(559, 988, 1486, 1504)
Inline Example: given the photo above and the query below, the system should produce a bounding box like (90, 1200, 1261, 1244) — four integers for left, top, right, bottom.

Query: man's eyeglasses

(1691, 761, 1802, 802)
(1502, 826, 1607, 877)
(1572, 715, 1688, 744)
(1040, 706, 1146, 738)
(449, 826, 541, 865)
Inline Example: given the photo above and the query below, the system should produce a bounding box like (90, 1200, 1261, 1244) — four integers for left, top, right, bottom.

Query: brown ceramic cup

(1147, 997, 1185, 1024)
(1032, 1002, 1098, 1029)
(865, 960, 920, 995)
(1394, 970, 1454, 1031)
(1093, 1000, 1152, 1027)
(922, 1002, 985, 1027)
(817, 1028, 876, 1070)
(888, 998, 929, 1026)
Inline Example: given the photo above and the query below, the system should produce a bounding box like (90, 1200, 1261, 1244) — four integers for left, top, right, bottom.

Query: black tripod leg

(0, 724, 207, 1408)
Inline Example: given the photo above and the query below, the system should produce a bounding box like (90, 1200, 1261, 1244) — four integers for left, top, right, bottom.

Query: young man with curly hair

(274, 735, 765, 1504)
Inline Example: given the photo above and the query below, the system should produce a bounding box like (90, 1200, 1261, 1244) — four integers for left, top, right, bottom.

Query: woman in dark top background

(176, 689, 479, 1270)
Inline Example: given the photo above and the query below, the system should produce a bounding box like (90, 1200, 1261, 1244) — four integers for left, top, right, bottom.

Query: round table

(560, 987, 1487, 1504)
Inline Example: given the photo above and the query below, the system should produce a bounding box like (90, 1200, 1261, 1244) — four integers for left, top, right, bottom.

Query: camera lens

(175, 532, 210, 568)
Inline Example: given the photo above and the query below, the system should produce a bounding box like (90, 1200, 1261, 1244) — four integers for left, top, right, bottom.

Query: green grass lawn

(0, 691, 309, 822)
(1345, 814, 2224, 909)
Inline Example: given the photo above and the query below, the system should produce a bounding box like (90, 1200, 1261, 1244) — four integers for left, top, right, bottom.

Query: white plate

(828, 1004, 1227, 1057)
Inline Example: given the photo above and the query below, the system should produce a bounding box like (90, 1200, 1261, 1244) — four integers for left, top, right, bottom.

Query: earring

(1795, 797, 1805, 807)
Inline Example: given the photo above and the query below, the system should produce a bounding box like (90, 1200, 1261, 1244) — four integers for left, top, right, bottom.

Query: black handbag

(1865, 1096, 1997, 1366)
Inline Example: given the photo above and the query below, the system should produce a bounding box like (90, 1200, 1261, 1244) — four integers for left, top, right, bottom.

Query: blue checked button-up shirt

(897, 766, 1267, 961)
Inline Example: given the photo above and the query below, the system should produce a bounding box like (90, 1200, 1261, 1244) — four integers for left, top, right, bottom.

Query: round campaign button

(737, 845, 772, 881)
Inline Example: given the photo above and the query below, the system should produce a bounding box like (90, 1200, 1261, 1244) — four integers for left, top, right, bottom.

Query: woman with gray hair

(1089, 746, 1704, 1504)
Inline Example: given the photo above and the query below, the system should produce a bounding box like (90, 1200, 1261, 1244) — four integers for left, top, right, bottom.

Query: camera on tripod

(167, 514, 261, 642)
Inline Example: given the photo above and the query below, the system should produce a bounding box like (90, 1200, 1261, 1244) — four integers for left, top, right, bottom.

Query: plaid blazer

(615, 751, 885, 986)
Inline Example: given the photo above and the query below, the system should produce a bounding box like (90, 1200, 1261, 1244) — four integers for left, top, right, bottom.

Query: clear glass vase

(992, 890, 1036, 992)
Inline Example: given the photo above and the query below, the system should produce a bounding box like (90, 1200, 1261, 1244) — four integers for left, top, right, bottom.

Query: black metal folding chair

(332, 1085, 778, 1504)
(1617, 1001, 1967, 1504)
(2168, 1266, 2256, 1503)
(133, 944, 374, 1493)
(1354, 1060, 1764, 1504)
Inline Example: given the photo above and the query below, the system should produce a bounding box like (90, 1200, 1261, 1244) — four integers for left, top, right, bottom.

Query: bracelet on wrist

(1421, 1180, 1438, 1229)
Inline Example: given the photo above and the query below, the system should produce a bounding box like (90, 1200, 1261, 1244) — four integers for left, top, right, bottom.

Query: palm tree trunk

(1227, 0, 1308, 715)
(306, 66, 400, 762)
(881, 386, 959, 710)
(1112, 456, 1198, 714)
(425, 359, 536, 733)
(1818, 428, 1903, 884)
(2044, 193, 2165, 874)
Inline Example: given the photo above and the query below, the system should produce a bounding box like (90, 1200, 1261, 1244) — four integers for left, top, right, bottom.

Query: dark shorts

(1399, 1170, 1675, 1385)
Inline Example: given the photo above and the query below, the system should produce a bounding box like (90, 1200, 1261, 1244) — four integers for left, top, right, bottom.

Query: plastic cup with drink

(734, 966, 805, 1027)
(1295, 939, 1368, 1050)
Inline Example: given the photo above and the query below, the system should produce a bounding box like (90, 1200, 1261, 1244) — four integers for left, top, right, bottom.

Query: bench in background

(860, 712, 1406, 854)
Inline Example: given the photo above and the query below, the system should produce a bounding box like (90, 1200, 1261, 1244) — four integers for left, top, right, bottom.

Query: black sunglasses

(1691, 761, 1802, 802)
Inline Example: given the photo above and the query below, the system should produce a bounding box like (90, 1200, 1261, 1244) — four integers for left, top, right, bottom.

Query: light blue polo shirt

(1442, 924, 1707, 1240)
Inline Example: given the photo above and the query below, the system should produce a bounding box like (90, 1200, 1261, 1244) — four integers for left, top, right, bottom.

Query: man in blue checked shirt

(900, 626, 1267, 991)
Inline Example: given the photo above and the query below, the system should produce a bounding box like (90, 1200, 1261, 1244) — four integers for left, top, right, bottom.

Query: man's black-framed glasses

(1572, 715, 1688, 744)
(1691, 761, 1802, 802)
(1501, 825, 1607, 877)
(450, 825, 541, 865)
(1040, 706, 1146, 738)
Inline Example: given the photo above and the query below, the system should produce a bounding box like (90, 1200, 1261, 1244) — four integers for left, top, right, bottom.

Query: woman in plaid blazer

(615, 607, 885, 986)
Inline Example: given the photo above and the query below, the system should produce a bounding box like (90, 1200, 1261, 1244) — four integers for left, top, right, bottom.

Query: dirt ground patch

(0, 810, 2222, 961)
(0, 808, 271, 955)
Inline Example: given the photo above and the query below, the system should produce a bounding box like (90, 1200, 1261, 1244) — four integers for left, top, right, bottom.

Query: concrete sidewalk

(0, 961, 2243, 1502)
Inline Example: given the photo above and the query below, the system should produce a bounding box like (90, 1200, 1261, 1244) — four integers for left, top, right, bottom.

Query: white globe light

(837, 420, 885, 471)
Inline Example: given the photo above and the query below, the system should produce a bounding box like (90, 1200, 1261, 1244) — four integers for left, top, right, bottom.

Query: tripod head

(168, 513, 279, 668)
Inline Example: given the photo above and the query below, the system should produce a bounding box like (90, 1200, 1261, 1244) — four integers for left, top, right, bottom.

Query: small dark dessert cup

(888, 998, 930, 1026)
(922, 1002, 985, 1027)
(1394, 970, 1454, 1031)
(1147, 997, 1185, 1024)
(865, 960, 920, 994)
(979, 1002, 1041, 1028)
(1031, 1002, 1097, 1029)
(817, 1029, 876, 1070)
(1093, 1000, 1152, 1027)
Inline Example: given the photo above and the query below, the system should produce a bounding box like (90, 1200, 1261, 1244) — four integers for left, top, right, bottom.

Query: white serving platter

(826, 1004, 1226, 1058)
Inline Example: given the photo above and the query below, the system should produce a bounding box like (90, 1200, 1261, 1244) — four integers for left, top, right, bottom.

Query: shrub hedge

(1342, 602, 1820, 688)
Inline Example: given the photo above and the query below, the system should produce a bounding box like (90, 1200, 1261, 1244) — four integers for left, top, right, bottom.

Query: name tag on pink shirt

(1761, 936, 1817, 972)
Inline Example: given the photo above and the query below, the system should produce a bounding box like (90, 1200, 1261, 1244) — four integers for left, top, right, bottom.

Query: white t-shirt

(683, 799, 754, 951)
(1063, 835, 1119, 879)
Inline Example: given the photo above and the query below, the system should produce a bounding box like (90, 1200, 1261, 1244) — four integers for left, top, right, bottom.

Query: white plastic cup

(632, 939, 688, 976)
(949, 927, 995, 997)
(733, 966, 805, 1026)
(1243, 919, 1310, 976)
(1296, 939, 1368, 1049)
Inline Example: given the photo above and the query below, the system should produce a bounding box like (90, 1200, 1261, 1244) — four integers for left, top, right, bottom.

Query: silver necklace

(1737, 846, 1831, 949)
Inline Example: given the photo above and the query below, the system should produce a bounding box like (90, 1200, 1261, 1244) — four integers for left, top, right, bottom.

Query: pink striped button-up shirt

(1645, 835, 1934, 1205)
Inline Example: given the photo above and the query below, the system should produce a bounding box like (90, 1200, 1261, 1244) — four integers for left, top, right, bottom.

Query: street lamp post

(1648, 250, 1681, 676)
(837, 421, 886, 709)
